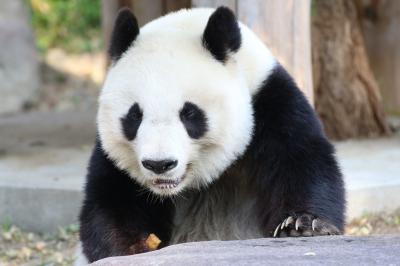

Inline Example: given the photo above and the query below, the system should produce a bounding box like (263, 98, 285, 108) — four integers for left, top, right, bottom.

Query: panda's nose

(142, 159, 178, 174)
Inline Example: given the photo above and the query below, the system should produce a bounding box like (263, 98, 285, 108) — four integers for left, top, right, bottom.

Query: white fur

(97, 8, 277, 196)
(74, 242, 89, 266)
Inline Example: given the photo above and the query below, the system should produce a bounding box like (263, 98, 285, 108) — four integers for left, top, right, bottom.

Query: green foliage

(2, 218, 12, 232)
(27, 0, 102, 53)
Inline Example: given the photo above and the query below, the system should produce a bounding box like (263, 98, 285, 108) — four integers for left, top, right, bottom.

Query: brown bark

(312, 0, 390, 140)
(164, 0, 191, 13)
(355, 0, 400, 114)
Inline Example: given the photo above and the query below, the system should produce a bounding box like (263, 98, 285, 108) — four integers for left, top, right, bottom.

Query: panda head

(98, 7, 253, 196)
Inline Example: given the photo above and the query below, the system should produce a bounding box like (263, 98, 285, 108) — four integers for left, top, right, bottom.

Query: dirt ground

(0, 224, 78, 266)
(1, 210, 399, 266)
(345, 210, 400, 235)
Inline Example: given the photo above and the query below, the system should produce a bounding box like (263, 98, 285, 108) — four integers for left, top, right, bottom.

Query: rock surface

(0, 0, 40, 114)
(91, 236, 400, 266)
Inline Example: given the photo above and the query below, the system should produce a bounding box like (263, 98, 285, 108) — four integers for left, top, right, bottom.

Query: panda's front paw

(128, 237, 150, 254)
(273, 213, 340, 237)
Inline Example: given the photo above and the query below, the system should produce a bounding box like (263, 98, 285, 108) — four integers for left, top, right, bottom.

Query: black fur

(241, 65, 345, 234)
(79, 64, 345, 262)
(109, 8, 139, 61)
(179, 101, 208, 139)
(202, 7, 241, 62)
(121, 103, 143, 141)
(79, 140, 173, 262)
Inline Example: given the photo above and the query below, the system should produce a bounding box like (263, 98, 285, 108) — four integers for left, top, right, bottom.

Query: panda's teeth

(155, 183, 178, 190)
(152, 176, 185, 189)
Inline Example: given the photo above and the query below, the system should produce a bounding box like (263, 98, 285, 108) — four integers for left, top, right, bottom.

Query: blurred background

(0, 0, 399, 265)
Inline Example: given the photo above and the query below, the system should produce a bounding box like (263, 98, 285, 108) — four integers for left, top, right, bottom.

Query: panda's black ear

(109, 8, 139, 61)
(202, 6, 241, 63)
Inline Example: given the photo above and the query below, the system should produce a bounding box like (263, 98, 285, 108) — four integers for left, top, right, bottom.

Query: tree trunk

(312, 0, 390, 140)
(0, 0, 40, 114)
(355, 0, 400, 114)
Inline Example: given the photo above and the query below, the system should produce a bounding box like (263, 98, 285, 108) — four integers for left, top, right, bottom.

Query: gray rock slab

(91, 235, 400, 266)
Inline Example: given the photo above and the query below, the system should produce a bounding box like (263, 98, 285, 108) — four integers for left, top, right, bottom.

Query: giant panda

(77, 6, 345, 264)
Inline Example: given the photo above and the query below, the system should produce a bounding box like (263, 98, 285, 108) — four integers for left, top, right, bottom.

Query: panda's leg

(246, 65, 345, 237)
(78, 141, 173, 263)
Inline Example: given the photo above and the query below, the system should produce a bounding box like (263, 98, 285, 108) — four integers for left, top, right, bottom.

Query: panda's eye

(181, 108, 197, 119)
(180, 102, 201, 121)
(121, 103, 143, 141)
(129, 108, 142, 121)
(179, 102, 207, 139)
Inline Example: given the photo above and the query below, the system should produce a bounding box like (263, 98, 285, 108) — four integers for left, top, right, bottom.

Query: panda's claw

(311, 218, 340, 235)
(312, 219, 317, 231)
(273, 223, 281, 237)
(280, 219, 287, 229)
(273, 213, 339, 237)
(285, 216, 294, 227)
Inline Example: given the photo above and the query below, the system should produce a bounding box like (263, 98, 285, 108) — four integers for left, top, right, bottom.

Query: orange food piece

(145, 233, 161, 251)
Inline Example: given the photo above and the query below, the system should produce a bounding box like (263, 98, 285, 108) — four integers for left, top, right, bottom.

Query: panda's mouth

(151, 176, 184, 190)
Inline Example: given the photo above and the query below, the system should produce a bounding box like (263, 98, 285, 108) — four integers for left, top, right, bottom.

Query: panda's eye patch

(121, 103, 143, 141)
(180, 102, 207, 139)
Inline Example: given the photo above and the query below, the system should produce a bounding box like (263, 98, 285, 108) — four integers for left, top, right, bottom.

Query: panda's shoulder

(252, 64, 323, 136)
